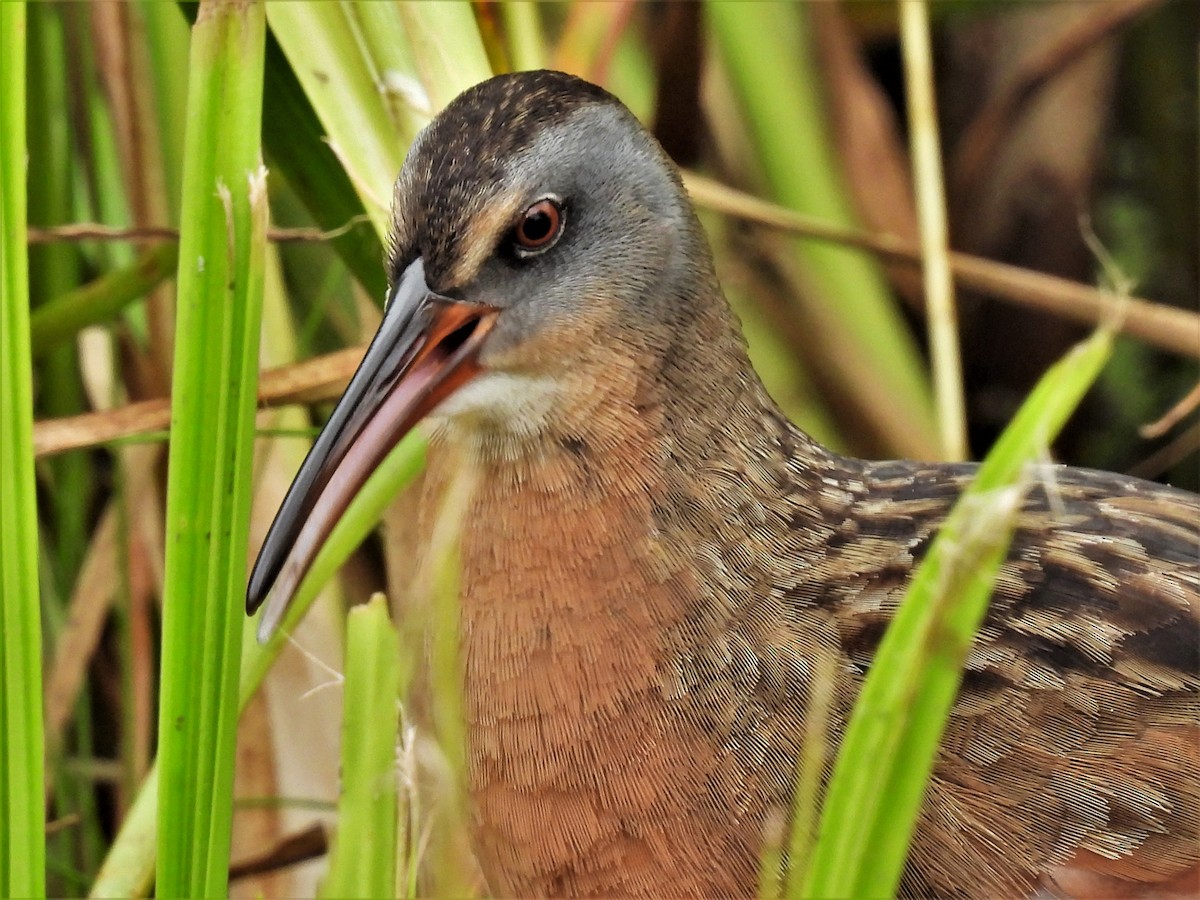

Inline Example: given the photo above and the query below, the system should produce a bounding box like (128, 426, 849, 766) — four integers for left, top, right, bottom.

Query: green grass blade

(266, 2, 492, 249)
(319, 594, 401, 900)
(800, 327, 1115, 898)
(30, 244, 178, 357)
(395, 2, 493, 110)
(177, 1, 390, 300)
(266, 2, 412, 237)
(260, 33, 387, 300)
(154, 1, 267, 896)
(138, 0, 191, 224)
(0, 3, 46, 896)
(95, 429, 426, 897)
(28, 2, 91, 593)
(243, 429, 426, 697)
(501, 2, 547, 72)
(708, 3, 938, 458)
(28, 7, 97, 887)
(89, 768, 158, 899)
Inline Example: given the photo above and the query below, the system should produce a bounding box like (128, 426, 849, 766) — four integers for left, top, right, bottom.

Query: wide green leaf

(155, 2, 267, 895)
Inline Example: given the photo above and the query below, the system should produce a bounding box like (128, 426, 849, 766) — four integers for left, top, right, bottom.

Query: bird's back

(801, 451, 1200, 897)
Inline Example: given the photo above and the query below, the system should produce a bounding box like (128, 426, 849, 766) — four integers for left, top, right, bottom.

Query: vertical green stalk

(901, 0, 966, 461)
(138, 0, 191, 224)
(155, 1, 266, 896)
(501, 2, 547, 72)
(708, 2, 937, 457)
(0, 3, 46, 896)
(320, 595, 401, 900)
(28, 2, 89, 585)
(800, 330, 1114, 898)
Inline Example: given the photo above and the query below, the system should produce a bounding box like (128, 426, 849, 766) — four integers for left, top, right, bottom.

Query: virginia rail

(247, 71, 1199, 897)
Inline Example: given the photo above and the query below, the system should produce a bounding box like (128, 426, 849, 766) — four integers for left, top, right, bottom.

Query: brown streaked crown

(387, 71, 617, 286)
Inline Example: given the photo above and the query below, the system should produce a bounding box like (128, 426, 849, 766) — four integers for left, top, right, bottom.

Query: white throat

(425, 370, 561, 460)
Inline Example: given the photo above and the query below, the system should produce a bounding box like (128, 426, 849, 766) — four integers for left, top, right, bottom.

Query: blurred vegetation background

(16, 1, 1197, 895)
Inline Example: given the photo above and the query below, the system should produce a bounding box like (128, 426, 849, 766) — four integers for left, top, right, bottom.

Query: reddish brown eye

(513, 198, 563, 253)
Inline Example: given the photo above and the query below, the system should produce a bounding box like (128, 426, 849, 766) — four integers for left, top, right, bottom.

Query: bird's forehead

(387, 71, 615, 288)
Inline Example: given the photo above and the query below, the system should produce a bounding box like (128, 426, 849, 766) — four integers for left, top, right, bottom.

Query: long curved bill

(246, 258, 498, 642)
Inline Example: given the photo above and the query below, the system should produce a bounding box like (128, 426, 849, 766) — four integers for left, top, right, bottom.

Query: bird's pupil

(523, 210, 551, 242)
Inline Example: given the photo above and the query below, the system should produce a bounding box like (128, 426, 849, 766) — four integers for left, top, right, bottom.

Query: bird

(247, 70, 1200, 898)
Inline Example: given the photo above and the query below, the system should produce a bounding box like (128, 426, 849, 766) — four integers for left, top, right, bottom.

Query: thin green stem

(901, 0, 966, 461)
(801, 329, 1114, 897)
(30, 244, 178, 357)
(0, 3, 47, 896)
(320, 595, 400, 900)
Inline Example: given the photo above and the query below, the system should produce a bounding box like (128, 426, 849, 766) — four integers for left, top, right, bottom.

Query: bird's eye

(511, 197, 564, 256)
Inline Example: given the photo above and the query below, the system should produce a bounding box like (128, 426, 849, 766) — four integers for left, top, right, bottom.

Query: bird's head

(381, 69, 706, 437)
(247, 70, 722, 639)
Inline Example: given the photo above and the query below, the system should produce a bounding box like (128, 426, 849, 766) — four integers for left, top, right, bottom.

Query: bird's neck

(414, 299, 836, 894)
(422, 282, 840, 648)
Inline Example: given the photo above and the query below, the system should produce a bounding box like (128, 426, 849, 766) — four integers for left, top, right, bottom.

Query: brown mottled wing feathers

(818, 458, 1199, 897)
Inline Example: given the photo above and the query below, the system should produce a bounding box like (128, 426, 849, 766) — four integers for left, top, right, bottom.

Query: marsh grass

(796, 328, 1114, 898)
(154, 3, 266, 895)
(2, 4, 46, 896)
(320, 595, 400, 900)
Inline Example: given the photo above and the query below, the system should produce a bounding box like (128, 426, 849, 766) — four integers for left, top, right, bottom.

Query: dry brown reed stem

(684, 173, 1200, 361)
